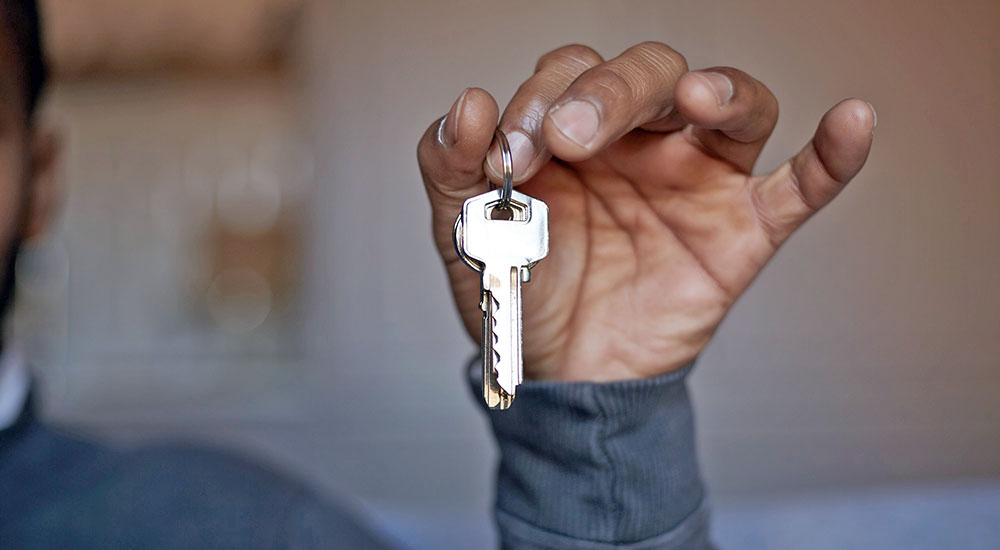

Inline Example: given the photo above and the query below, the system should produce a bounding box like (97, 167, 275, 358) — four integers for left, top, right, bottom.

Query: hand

(418, 43, 875, 382)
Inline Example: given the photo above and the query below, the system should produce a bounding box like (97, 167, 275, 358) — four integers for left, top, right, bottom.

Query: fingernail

(867, 101, 877, 129)
(549, 100, 600, 147)
(488, 130, 533, 179)
(439, 89, 469, 147)
(436, 117, 450, 146)
(694, 71, 734, 107)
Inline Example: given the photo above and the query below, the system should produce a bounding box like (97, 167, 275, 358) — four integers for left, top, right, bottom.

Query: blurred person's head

(0, 0, 54, 336)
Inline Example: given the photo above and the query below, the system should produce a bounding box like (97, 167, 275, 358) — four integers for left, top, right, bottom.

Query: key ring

(489, 128, 514, 209)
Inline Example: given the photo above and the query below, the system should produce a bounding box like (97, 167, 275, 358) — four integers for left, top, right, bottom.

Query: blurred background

(17, 0, 999, 547)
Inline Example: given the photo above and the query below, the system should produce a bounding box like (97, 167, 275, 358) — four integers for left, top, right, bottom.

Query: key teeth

(484, 366, 514, 410)
(489, 290, 502, 376)
(484, 288, 515, 410)
(491, 300, 514, 396)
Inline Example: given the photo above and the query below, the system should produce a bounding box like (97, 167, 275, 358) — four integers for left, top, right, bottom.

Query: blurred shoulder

(1, 424, 395, 549)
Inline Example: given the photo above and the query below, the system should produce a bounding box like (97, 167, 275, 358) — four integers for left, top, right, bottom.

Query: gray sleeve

(471, 359, 712, 550)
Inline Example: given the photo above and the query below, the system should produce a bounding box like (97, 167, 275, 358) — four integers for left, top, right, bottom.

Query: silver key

(455, 188, 549, 409)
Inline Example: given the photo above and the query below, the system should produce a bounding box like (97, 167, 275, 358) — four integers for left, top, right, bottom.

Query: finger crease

(810, 138, 846, 186)
(680, 126, 751, 174)
(627, 177, 733, 299)
(789, 152, 820, 213)
(747, 178, 782, 251)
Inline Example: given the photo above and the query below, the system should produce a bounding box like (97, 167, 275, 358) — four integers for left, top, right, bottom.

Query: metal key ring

(490, 128, 514, 209)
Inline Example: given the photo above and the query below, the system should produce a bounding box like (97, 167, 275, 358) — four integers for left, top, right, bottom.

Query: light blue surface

(372, 480, 1000, 549)
(712, 480, 1000, 550)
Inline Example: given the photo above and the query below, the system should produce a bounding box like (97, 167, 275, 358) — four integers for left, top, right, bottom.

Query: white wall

(294, 0, 1000, 540)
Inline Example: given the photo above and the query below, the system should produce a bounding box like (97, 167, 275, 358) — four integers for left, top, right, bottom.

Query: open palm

(420, 43, 874, 382)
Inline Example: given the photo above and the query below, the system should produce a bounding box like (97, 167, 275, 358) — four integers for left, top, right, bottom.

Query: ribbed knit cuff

(469, 359, 710, 549)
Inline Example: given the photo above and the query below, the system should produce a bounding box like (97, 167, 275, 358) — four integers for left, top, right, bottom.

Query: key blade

(496, 267, 521, 396)
(484, 266, 522, 397)
(481, 285, 513, 409)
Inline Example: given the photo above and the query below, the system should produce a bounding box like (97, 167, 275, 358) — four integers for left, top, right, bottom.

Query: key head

(461, 189, 549, 267)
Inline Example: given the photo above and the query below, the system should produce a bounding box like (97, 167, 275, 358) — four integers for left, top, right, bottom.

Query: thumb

(418, 87, 499, 204)
(417, 88, 499, 257)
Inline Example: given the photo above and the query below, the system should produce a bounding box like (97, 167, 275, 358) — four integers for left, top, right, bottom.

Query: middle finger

(542, 41, 689, 162)
(485, 44, 604, 184)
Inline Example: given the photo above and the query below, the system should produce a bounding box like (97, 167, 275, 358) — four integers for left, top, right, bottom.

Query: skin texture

(420, 42, 875, 383)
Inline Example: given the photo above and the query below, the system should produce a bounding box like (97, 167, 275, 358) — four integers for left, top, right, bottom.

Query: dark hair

(0, 1, 44, 324)
(1, 0, 46, 115)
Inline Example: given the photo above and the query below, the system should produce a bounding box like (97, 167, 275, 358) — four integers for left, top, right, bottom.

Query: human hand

(418, 43, 874, 382)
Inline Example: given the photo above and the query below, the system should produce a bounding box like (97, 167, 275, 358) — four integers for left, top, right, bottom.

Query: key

(454, 188, 549, 409)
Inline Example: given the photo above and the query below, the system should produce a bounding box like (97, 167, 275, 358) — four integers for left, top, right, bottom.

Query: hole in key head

(490, 207, 514, 220)
(486, 200, 527, 221)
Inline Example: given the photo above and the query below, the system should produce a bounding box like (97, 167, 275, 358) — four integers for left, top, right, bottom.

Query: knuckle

(517, 97, 552, 131)
(503, 85, 550, 132)
(628, 41, 688, 78)
(584, 65, 637, 103)
(593, 42, 688, 103)
(536, 44, 603, 73)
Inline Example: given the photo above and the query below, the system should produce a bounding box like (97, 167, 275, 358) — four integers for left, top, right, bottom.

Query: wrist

(470, 357, 710, 545)
(528, 348, 702, 383)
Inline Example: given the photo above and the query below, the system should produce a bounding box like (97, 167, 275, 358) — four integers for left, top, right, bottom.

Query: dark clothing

(1, 362, 709, 549)
(479, 362, 710, 549)
(0, 399, 394, 550)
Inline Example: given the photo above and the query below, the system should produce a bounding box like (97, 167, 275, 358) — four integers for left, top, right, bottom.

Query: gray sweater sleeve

(471, 360, 712, 549)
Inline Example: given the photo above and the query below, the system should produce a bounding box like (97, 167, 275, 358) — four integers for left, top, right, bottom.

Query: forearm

(471, 359, 712, 549)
